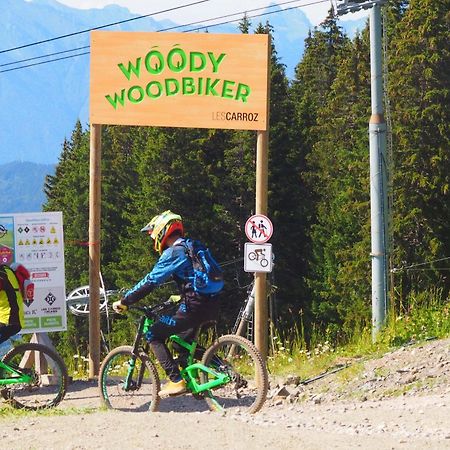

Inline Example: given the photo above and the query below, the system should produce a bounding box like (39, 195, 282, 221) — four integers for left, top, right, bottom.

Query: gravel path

(1, 337, 450, 449)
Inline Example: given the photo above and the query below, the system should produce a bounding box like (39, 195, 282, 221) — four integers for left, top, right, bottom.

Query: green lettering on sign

(235, 83, 251, 103)
(205, 78, 220, 96)
(128, 85, 145, 103)
(145, 49, 164, 75)
(23, 318, 40, 329)
(208, 52, 226, 73)
(189, 51, 206, 72)
(41, 316, 63, 328)
(182, 77, 196, 95)
(105, 47, 256, 109)
(167, 46, 187, 73)
(222, 80, 235, 99)
(165, 78, 180, 96)
(118, 58, 141, 80)
(146, 81, 163, 99)
(105, 90, 126, 109)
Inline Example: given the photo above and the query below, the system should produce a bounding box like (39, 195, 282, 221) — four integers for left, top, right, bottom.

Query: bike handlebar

(127, 298, 177, 317)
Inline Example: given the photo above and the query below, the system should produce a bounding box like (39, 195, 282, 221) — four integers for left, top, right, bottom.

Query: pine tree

(238, 14, 252, 34)
(291, 10, 351, 149)
(44, 120, 90, 290)
(290, 11, 353, 333)
(253, 21, 309, 320)
(388, 0, 450, 303)
(306, 31, 372, 336)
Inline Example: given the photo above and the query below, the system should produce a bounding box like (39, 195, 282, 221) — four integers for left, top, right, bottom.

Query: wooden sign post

(89, 31, 271, 375)
(255, 130, 269, 360)
(88, 123, 102, 378)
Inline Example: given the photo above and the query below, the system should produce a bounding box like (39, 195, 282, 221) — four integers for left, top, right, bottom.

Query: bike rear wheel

(1, 343, 68, 410)
(200, 334, 268, 414)
(99, 345, 160, 412)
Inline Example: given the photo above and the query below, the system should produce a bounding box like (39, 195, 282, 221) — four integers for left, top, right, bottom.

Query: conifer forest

(43, 0, 449, 354)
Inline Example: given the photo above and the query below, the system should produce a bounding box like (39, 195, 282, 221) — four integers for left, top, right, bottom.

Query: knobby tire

(1, 342, 68, 410)
(200, 334, 268, 414)
(99, 345, 160, 412)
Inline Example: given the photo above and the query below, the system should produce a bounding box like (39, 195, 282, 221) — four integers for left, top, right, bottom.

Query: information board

(0, 212, 67, 333)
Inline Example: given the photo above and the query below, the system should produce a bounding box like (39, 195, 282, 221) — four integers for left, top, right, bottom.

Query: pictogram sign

(245, 214, 273, 244)
(244, 243, 273, 273)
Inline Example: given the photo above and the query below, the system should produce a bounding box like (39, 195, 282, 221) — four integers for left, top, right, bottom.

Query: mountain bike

(98, 300, 268, 414)
(0, 341, 68, 409)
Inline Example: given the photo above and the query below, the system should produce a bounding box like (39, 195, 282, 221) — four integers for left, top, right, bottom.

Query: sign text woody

(90, 32, 269, 131)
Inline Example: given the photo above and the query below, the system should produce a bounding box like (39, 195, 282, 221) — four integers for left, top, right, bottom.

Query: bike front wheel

(1, 343, 68, 410)
(200, 334, 268, 414)
(99, 345, 160, 412)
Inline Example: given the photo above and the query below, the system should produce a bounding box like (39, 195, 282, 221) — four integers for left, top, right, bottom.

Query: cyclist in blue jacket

(113, 210, 220, 396)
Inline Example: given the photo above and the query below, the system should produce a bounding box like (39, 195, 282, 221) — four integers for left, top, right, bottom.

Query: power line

(391, 256, 450, 273)
(0, 0, 210, 55)
(1, 0, 305, 69)
(158, 0, 325, 33)
(186, 0, 328, 32)
(0, 46, 89, 68)
(1, 0, 328, 74)
(0, 51, 91, 74)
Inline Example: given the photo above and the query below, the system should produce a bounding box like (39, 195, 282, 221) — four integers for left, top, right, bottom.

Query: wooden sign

(90, 31, 269, 130)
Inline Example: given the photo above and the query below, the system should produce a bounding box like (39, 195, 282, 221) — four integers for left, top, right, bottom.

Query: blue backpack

(182, 239, 224, 295)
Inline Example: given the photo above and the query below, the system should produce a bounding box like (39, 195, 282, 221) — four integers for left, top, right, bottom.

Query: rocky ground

(1, 337, 450, 449)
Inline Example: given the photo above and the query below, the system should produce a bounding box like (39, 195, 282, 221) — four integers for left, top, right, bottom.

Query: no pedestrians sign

(245, 214, 273, 244)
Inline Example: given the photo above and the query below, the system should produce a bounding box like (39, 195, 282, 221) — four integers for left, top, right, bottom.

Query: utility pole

(336, 0, 389, 341)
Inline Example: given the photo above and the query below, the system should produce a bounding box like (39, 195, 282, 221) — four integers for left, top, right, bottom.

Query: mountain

(0, 161, 55, 213)
(0, 0, 366, 166)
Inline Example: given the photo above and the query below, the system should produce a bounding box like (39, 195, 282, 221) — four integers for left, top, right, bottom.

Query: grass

(1, 290, 447, 418)
(267, 289, 450, 382)
(66, 290, 449, 386)
(11, 288, 445, 396)
(0, 405, 99, 419)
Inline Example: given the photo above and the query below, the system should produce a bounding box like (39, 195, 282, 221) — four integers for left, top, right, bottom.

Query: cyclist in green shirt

(0, 263, 29, 345)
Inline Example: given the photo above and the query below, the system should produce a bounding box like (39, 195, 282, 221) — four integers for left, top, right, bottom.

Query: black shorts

(148, 296, 219, 343)
(0, 323, 21, 345)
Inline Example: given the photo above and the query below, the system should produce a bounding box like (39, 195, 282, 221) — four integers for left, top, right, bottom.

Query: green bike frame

(137, 314, 229, 395)
(170, 335, 229, 395)
(0, 359, 33, 386)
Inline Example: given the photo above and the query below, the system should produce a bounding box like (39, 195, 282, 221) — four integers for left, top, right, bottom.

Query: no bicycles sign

(244, 243, 273, 273)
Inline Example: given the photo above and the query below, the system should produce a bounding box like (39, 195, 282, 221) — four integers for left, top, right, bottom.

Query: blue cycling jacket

(122, 238, 193, 306)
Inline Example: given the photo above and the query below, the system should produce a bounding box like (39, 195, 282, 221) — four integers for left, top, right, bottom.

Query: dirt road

(2, 338, 450, 449)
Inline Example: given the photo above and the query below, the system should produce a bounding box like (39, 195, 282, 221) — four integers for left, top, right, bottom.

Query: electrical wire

(391, 256, 450, 273)
(1, 0, 300, 69)
(0, 0, 329, 74)
(0, 51, 91, 74)
(401, 268, 450, 272)
(160, 0, 326, 33)
(0, 46, 90, 68)
(0, 0, 210, 55)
